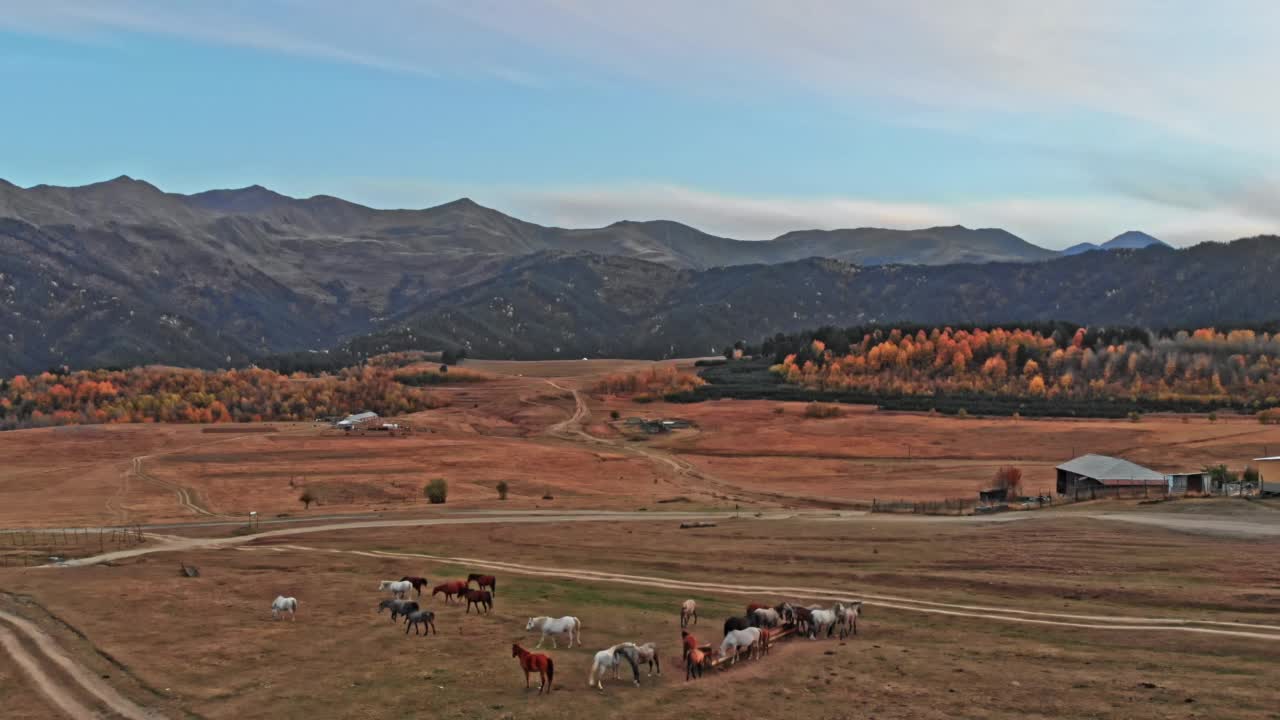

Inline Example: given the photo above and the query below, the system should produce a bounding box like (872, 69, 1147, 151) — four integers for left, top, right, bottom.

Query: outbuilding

(1056, 454, 1165, 495)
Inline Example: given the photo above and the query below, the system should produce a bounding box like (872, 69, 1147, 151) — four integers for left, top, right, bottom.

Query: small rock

(1138, 682, 1158, 689)
(824, 650, 836, 656)
(1185, 698, 1196, 704)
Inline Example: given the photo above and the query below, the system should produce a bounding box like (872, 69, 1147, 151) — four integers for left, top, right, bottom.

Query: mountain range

(0, 176, 1270, 374)
(1060, 231, 1171, 256)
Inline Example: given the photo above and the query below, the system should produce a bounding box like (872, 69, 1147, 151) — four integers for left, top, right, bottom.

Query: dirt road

(0, 609, 164, 720)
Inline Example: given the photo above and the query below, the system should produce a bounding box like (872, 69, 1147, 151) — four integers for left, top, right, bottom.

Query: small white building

(335, 411, 379, 430)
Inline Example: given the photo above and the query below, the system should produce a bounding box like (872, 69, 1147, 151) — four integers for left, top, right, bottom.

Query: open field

(2, 358, 1280, 718)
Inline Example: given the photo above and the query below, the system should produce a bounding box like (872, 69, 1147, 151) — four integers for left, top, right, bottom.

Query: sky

(1, 1, 1277, 249)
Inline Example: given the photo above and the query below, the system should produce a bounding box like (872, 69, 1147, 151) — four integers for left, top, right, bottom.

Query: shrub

(424, 478, 448, 504)
(956, 408, 968, 419)
(1259, 408, 1280, 424)
(1242, 466, 1261, 485)
(592, 366, 706, 396)
(299, 489, 316, 509)
(542, 488, 555, 500)
(1208, 411, 1218, 423)
(610, 410, 620, 420)
(496, 480, 509, 500)
(1011, 411, 1021, 421)
(992, 466, 1023, 497)
(1128, 411, 1141, 423)
(773, 406, 785, 415)
(803, 402, 842, 419)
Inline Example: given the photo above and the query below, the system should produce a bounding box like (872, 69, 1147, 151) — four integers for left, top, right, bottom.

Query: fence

(870, 497, 978, 515)
(0, 525, 146, 566)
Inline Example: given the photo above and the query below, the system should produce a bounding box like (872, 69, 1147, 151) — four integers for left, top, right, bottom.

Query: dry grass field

(1, 358, 1279, 718)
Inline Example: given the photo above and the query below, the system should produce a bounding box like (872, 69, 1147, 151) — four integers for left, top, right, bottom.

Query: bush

(610, 410, 620, 420)
(1208, 411, 1218, 423)
(803, 402, 842, 419)
(424, 478, 448, 504)
(956, 408, 968, 419)
(299, 489, 317, 509)
(1128, 411, 1142, 423)
(496, 480, 509, 500)
(1242, 466, 1261, 485)
(992, 466, 1023, 497)
(773, 406, 785, 415)
(542, 488, 555, 500)
(1259, 408, 1280, 424)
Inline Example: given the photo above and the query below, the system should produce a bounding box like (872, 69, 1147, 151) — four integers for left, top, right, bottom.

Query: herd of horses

(271, 572, 863, 696)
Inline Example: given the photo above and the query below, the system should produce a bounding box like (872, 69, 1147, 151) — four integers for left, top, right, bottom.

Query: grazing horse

(526, 616, 582, 649)
(685, 647, 711, 681)
(749, 608, 782, 628)
(462, 589, 493, 614)
(377, 598, 419, 623)
(627, 642, 660, 676)
(512, 643, 554, 695)
(808, 605, 840, 639)
(432, 581, 468, 604)
(838, 601, 863, 639)
(379, 580, 412, 598)
(399, 576, 429, 597)
(746, 602, 769, 616)
(718, 627, 760, 665)
(680, 599, 698, 628)
(723, 615, 751, 638)
(681, 630, 698, 663)
(271, 595, 298, 621)
(404, 609, 437, 636)
(774, 602, 796, 625)
(467, 573, 497, 596)
(756, 628, 772, 657)
(588, 643, 640, 689)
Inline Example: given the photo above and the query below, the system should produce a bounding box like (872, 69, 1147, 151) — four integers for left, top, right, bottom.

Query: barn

(1056, 454, 1165, 495)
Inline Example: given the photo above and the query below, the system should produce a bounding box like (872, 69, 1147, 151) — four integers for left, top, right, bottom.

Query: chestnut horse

(432, 580, 468, 604)
(399, 576, 429, 597)
(681, 630, 698, 662)
(467, 573, 497, 596)
(462, 589, 493, 614)
(512, 643, 554, 695)
(685, 646, 711, 681)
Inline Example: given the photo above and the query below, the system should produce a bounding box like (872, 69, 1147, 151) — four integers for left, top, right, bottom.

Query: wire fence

(0, 525, 146, 566)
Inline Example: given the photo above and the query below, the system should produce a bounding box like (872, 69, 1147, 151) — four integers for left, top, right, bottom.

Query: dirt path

(233, 543, 1280, 643)
(0, 609, 164, 719)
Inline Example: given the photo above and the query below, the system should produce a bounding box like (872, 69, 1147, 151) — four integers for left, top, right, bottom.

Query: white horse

(750, 607, 782, 628)
(838, 601, 863, 639)
(587, 643, 639, 689)
(379, 580, 412, 598)
(527, 615, 582, 649)
(809, 605, 841, 639)
(718, 627, 760, 665)
(271, 595, 298, 621)
(680, 599, 698, 628)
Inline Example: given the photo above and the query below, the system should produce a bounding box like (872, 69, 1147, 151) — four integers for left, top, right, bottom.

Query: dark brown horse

(399, 576, 429, 597)
(723, 615, 750, 638)
(793, 606, 813, 634)
(467, 573, 497, 596)
(462, 589, 493, 614)
(512, 643, 554, 695)
(432, 580, 468, 604)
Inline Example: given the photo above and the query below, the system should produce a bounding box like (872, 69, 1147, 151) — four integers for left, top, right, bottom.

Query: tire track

(0, 609, 165, 719)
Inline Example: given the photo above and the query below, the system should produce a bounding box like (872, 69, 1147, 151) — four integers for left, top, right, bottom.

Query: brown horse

(462, 589, 493, 614)
(399, 576, 429, 597)
(512, 643, 554, 695)
(681, 630, 698, 662)
(467, 573, 497, 596)
(756, 627, 771, 657)
(432, 580, 468, 604)
(685, 647, 711, 681)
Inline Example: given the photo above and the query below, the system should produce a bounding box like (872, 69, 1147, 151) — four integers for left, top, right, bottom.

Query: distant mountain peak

(1103, 231, 1169, 250)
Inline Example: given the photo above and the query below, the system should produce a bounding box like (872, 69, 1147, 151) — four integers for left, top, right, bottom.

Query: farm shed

(1165, 471, 1210, 495)
(335, 411, 379, 429)
(1056, 454, 1165, 494)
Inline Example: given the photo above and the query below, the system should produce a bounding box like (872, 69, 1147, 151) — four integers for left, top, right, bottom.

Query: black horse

(723, 615, 751, 638)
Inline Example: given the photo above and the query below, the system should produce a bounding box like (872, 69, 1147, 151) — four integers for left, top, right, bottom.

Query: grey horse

(404, 609, 437, 636)
(378, 598, 419, 623)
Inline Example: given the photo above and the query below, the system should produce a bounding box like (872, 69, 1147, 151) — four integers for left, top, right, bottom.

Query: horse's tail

(546, 656, 555, 689)
(572, 616, 581, 645)
(491, 577, 496, 596)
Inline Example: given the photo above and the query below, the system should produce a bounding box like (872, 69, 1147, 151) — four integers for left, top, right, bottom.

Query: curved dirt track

(0, 609, 164, 720)
(237, 544, 1279, 643)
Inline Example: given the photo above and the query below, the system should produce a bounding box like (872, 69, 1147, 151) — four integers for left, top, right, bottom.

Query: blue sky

(1, 1, 1277, 248)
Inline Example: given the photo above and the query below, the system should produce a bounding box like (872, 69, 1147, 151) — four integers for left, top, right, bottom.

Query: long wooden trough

(700, 622, 801, 670)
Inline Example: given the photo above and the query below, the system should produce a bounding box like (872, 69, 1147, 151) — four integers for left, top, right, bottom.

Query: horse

(774, 601, 796, 625)
(467, 573, 497, 596)
(627, 642, 660, 676)
(512, 643, 554, 695)
(749, 607, 782, 628)
(756, 627, 772, 657)
(271, 595, 298, 621)
(808, 605, 840, 639)
(718, 627, 760, 665)
(723, 615, 751, 638)
(685, 646, 712, 681)
(404, 609, 437, 636)
(379, 579, 413, 598)
(746, 602, 769, 616)
(377, 598, 419, 623)
(588, 643, 640, 689)
(526, 616, 582, 649)
(462, 589, 493, 614)
(837, 601, 863, 639)
(680, 599, 698, 628)
(432, 580, 468, 604)
(399, 576, 429, 597)
(681, 630, 698, 662)
(792, 606, 814, 634)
